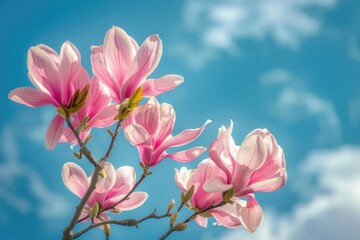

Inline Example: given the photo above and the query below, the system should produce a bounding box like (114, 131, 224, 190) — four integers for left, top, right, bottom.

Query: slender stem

(177, 202, 185, 212)
(64, 117, 100, 168)
(100, 120, 123, 162)
(159, 201, 227, 240)
(62, 117, 103, 240)
(73, 209, 171, 239)
(103, 167, 149, 211)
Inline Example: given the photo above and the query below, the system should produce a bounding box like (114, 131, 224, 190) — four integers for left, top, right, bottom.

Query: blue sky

(1, 0, 360, 239)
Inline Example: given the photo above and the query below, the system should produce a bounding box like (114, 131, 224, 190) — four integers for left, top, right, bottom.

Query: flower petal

(236, 134, 267, 170)
(28, 46, 60, 100)
(203, 176, 233, 193)
(152, 120, 211, 161)
(239, 196, 263, 233)
(91, 45, 120, 101)
(246, 169, 287, 193)
(175, 167, 196, 192)
(62, 162, 89, 198)
(163, 120, 211, 148)
(115, 192, 148, 211)
(95, 162, 116, 193)
(9, 87, 56, 107)
(142, 74, 184, 97)
(195, 215, 208, 228)
(167, 146, 206, 163)
(89, 104, 118, 128)
(45, 115, 64, 150)
(124, 124, 152, 146)
(121, 34, 162, 99)
(103, 26, 136, 86)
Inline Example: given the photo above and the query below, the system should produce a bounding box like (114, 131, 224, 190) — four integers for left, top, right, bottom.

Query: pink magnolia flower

(62, 162, 148, 225)
(9, 41, 90, 149)
(91, 26, 183, 103)
(122, 98, 210, 166)
(175, 159, 263, 232)
(60, 77, 118, 144)
(207, 120, 287, 198)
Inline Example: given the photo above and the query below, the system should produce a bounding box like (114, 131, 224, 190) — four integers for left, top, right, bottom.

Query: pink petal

(132, 103, 159, 137)
(239, 196, 263, 233)
(237, 135, 267, 170)
(195, 215, 208, 228)
(203, 176, 233, 193)
(91, 46, 120, 101)
(106, 166, 136, 200)
(142, 74, 184, 97)
(27, 46, 60, 100)
(195, 159, 226, 185)
(95, 162, 116, 193)
(62, 162, 89, 198)
(152, 120, 211, 161)
(59, 41, 81, 103)
(211, 201, 244, 229)
(246, 170, 287, 193)
(121, 34, 162, 99)
(59, 126, 77, 143)
(9, 87, 56, 107)
(45, 115, 64, 150)
(174, 167, 195, 192)
(163, 120, 211, 148)
(209, 121, 236, 183)
(154, 102, 175, 145)
(89, 104, 118, 128)
(103, 26, 136, 86)
(167, 146, 206, 163)
(114, 192, 148, 211)
(124, 124, 152, 146)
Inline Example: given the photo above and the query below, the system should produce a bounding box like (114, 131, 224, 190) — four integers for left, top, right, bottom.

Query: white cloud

(0, 123, 71, 223)
(173, 0, 336, 68)
(261, 69, 341, 145)
(214, 145, 360, 240)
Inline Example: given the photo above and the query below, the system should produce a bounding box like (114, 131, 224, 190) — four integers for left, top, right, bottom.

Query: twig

(100, 120, 123, 163)
(62, 117, 103, 240)
(159, 201, 227, 240)
(73, 209, 171, 239)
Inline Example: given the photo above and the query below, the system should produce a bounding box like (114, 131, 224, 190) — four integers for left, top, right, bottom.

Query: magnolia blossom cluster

(9, 25, 287, 239)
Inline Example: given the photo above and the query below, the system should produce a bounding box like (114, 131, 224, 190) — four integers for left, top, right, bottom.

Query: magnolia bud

(90, 201, 99, 219)
(175, 222, 187, 231)
(99, 168, 107, 178)
(104, 223, 111, 240)
(167, 199, 175, 212)
(183, 185, 195, 203)
(170, 212, 178, 227)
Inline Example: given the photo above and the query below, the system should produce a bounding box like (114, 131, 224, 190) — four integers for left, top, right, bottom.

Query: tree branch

(73, 209, 171, 239)
(62, 117, 103, 240)
(100, 120, 123, 163)
(159, 201, 227, 240)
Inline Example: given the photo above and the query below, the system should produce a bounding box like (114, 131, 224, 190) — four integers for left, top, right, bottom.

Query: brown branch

(62, 117, 103, 240)
(100, 120, 123, 163)
(159, 201, 227, 240)
(73, 209, 171, 239)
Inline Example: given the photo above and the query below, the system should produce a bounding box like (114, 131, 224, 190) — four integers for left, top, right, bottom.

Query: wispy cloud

(213, 145, 360, 240)
(261, 69, 341, 145)
(0, 121, 70, 223)
(172, 0, 336, 69)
